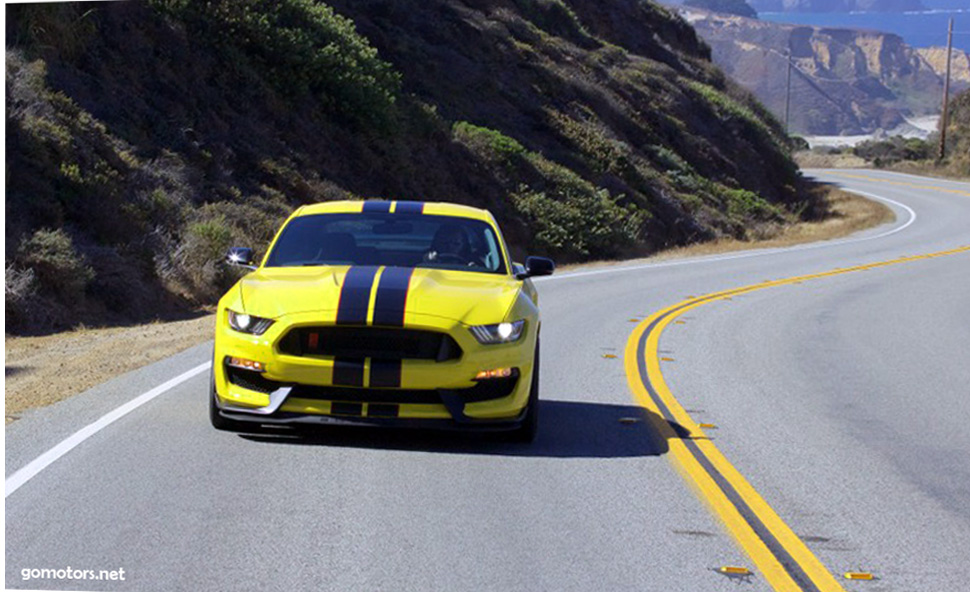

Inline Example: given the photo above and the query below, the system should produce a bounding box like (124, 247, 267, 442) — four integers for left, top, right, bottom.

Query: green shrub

(453, 121, 526, 162)
(853, 137, 932, 167)
(187, 218, 233, 259)
(511, 154, 644, 259)
(548, 109, 633, 175)
(168, 202, 287, 301)
(649, 144, 693, 173)
(511, 0, 594, 47)
(169, 215, 233, 299)
(150, 0, 400, 125)
(17, 228, 94, 302)
(510, 184, 641, 259)
(721, 187, 783, 222)
(687, 80, 772, 140)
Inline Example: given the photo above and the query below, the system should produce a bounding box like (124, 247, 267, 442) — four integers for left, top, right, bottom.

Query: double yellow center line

(624, 245, 970, 592)
(830, 172, 970, 197)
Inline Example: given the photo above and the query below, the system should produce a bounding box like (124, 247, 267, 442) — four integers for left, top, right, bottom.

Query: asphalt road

(6, 170, 970, 592)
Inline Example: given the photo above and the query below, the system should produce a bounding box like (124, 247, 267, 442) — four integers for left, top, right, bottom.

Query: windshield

(265, 212, 508, 274)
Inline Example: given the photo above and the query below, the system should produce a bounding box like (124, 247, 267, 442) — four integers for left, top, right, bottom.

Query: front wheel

(509, 339, 540, 443)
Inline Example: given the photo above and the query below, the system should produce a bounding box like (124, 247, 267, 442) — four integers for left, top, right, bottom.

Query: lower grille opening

(462, 373, 519, 403)
(331, 402, 363, 417)
(368, 404, 399, 418)
(292, 385, 440, 404)
(226, 366, 279, 394)
(226, 365, 519, 405)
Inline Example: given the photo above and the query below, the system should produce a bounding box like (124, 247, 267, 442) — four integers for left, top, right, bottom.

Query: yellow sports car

(210, 200, 554, 441)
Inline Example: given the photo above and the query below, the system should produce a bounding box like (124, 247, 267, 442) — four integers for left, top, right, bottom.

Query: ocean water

(759, 2, 970, 52)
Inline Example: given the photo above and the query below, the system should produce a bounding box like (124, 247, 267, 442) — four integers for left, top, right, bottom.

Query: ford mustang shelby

(211, 200, 553, 441)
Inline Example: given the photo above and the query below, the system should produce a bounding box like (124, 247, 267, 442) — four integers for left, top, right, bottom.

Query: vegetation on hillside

(799, 88, 970, 176)
(6, 0, 814, 334)
(852, 137, 934, 167)
(941, 89, 970, 174)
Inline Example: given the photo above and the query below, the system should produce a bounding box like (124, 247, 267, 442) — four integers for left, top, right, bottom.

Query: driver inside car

(424, 224, 474, 266)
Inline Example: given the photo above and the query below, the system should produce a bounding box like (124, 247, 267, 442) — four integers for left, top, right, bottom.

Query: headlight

(227, 310, 274, 335)
(469, 319, 526, 345)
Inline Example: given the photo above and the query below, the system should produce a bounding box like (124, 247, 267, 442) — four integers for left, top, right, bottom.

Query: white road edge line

(1, 183, 919, 499)
(535, 190, 916, 283)
(5, 362, 212, 499)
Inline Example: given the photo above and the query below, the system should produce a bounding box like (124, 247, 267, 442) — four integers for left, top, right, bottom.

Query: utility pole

(938, 17, 954, 162)
(784, 49, 793, 135)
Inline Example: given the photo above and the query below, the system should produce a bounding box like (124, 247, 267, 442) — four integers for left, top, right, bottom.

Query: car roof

(295, 200, 494, 223)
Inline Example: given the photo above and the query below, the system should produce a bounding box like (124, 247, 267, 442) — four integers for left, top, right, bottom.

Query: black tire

(509, 338, 540, 443)
(209, 369, 247, 432)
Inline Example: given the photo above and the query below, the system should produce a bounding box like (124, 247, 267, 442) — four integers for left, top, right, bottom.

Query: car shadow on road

(237, 399, 687, 459)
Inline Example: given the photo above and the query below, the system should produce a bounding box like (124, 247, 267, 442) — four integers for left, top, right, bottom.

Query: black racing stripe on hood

(336, 266, 379, 325)
(362, 201, 391, 213)
(372, 266, 414, 327)
(394, 201, 425, 214)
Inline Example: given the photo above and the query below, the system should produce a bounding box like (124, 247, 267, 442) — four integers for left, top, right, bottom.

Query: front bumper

(214, 406, 529, 432)
(213, 309, 536, 428)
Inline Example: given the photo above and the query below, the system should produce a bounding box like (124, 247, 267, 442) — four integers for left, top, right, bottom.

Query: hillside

(682, 8, 970, 135)
(6, 0, 809, 334)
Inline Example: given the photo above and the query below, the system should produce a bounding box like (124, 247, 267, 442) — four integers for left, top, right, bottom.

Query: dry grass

(792, 150, 867, 169)
(5, 314, 214, 423)
(560, 186, 894, 271)
(792, 149, 970, 182)
(4, 188, 891, 422)
(889, 160, 970, 182)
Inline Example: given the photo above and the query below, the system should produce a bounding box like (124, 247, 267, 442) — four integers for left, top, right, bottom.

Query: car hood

(237, 266, 520, 325)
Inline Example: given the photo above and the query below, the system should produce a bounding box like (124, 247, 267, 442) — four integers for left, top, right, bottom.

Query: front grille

(278, 327, 462, 361)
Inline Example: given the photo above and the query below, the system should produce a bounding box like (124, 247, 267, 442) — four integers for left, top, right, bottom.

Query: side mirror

(516, 256, 555, 279)
(225, 247, 257, 270)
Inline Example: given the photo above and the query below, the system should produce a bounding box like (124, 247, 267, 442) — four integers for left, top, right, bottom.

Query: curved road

(6, 170, 970, 591)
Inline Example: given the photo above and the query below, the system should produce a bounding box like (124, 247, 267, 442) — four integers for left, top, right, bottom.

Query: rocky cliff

(917, 47, 970, 84)
(682, 9, 969, 134)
